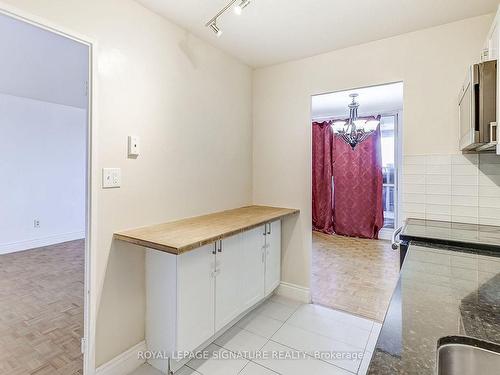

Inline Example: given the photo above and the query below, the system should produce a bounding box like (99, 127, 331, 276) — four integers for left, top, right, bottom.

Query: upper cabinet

(459, 6, 500, 155)
(485, 9, 499, 60)
(494, 9, 500, 155)
(486, 6, 500, 155)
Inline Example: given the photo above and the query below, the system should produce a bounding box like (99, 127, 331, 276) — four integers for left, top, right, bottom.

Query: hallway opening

(0, 11, 91, 374)
(310, 82, 403, 322)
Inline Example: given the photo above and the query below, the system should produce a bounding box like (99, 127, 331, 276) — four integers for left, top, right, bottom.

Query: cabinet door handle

(263, 224, 267, 236)
(212, 242, 217, 255)
(218, 240, 222, 252)
(267, 223, 271, 235)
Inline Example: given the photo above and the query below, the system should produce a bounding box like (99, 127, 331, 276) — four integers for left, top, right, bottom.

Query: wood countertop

(114, 205, 299, 255)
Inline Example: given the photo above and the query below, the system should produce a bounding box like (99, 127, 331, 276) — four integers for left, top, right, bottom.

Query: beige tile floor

(0, 240, 84, 375)
(312, 232, 399, 322)
(131, 295, 382, 375)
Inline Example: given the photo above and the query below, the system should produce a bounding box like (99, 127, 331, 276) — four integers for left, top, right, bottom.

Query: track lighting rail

(205, 0, 252, 36)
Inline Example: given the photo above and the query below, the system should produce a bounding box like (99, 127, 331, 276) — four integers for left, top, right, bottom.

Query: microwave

(458, 60, 497, 151)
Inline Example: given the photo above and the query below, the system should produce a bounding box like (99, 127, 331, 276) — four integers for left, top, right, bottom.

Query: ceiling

(135, 0, 498, 67)
(0, 13, 89, 108)
(311, 82, 404, 119)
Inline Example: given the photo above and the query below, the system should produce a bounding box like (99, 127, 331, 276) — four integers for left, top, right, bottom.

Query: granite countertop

(400, 218, 500, 251)
(367, 242, 500, 374)
(114, 205, 299, 254)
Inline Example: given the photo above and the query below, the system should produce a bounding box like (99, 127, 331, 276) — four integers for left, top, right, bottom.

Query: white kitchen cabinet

(264, 220, 281, 296)
(241, 225, 266, 309)
(145, 220, 282, 374)
(214, 234, 246, 331)
(177, 245, 216, 352)
(146, 244, 215, 373)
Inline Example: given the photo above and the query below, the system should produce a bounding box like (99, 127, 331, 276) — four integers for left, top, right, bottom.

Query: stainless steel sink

(437, 336, 500, 375)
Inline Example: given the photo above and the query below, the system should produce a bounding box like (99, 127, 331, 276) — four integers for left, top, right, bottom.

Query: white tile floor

(130, 296, 382, 375)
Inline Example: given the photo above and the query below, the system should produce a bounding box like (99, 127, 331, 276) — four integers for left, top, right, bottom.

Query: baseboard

(95, 341, 147, 375)
(0, 231, 85, 254)
(275, 281, 311, 303)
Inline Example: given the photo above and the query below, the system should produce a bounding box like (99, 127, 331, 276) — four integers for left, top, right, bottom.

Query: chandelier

(331, 93, 379, 150)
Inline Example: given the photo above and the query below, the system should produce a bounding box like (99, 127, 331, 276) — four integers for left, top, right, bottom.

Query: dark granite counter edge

(409, 240, 500, 258)
(400, 233, 500, 254)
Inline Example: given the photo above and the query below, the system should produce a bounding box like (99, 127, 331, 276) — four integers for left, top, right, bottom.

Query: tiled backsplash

(402, 153, 500, 226)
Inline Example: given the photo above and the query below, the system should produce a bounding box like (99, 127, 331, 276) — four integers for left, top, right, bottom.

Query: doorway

(0, 10, 92, 374)
(310, 82, 402, 322)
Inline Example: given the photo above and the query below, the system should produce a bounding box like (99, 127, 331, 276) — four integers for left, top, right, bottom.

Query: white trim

(95, 341, 146, 375)
(0, 231, 85, 254)
(0, 4, 98, 374)
(275, 281, 311, 303)
(378, 228, 393, 241)
(396, 109, 404, 228)
(0, 3, 94, 44)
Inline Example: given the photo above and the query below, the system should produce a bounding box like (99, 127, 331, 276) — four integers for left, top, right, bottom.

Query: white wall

(252, 15, 494, 290)
(0, 0, 253, 368)
(0, 93, 86, 254)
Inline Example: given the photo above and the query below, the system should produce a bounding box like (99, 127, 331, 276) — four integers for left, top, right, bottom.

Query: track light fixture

(209, 20, 223, 37)
(234, 0, 251, 15)
(205, 0, 252, 37)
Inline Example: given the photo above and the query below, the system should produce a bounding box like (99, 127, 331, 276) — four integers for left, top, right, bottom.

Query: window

(380, 115, 398, 229)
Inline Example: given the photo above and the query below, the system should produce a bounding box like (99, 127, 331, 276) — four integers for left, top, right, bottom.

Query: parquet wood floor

(312, 231, 399, 322)
(0, 240, 84, 375)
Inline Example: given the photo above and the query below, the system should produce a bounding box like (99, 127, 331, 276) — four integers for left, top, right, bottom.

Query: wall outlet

(34, 219, 40, 228)
(102, 168, 121, 188)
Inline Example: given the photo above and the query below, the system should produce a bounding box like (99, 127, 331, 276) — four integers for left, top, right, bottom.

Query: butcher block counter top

(114, 205, 299, 255)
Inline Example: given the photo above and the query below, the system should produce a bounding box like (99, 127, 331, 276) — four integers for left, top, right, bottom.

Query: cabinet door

(265, 220, 281, 296)
(241, 225, 266, 309)
(177, 244, 215, 352)
(215, 233, 245, 331)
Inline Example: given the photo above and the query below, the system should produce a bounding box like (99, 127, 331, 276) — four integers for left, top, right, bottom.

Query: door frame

(0, 3, 98, 374)
(378, 111, 403, 240)
(310, 82, 404, 241)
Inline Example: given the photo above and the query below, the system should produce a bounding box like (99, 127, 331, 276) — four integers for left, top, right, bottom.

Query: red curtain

(332, 124, 384, 239)
(312, 121, 334, 234)
(312, 120, 384, 239)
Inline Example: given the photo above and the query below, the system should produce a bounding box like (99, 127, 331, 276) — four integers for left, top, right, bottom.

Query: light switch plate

(128, 136, 140, 157)
(102, 168, 121, 188)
